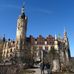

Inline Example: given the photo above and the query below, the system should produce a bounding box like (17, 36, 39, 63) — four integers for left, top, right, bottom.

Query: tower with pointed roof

(63, 28, 71, 63)
(15, 5, 28, 62)
(16, 5, 27, 50)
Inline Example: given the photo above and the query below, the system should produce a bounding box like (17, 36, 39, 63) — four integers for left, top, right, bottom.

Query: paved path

(33, 68, 41, 74)
(27, 68, 49, 74)
(27, 68, 74, 74)
(27, 68, 41, 74)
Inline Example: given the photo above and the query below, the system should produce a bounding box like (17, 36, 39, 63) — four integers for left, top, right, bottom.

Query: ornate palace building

(2, 5, 71, 72)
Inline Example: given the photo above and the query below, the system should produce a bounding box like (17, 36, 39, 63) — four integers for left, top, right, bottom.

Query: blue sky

(0, 0, 74, 56)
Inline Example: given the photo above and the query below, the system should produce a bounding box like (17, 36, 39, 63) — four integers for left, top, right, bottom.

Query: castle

(2, 5, 71, 72)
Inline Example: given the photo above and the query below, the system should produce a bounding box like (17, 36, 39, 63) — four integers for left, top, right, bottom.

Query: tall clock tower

(16, 5, 27, 50)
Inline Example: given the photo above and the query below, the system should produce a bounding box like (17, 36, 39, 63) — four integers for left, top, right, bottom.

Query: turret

(63, 28, 69, 50)
(3, 34, 5, 43)
(64, 28, 68, 42)
(63, 28, 71, 62)
(54, 34, 59, 51)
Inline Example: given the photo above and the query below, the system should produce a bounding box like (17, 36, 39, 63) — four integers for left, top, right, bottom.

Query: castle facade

(2, 5, 71, 72)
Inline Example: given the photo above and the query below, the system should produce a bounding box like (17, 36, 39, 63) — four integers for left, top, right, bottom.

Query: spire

(58, 33, 61, 39)
(20, 2, 25, 19)
(64, 27, 68, 42)
(21, 3, 25, 14)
